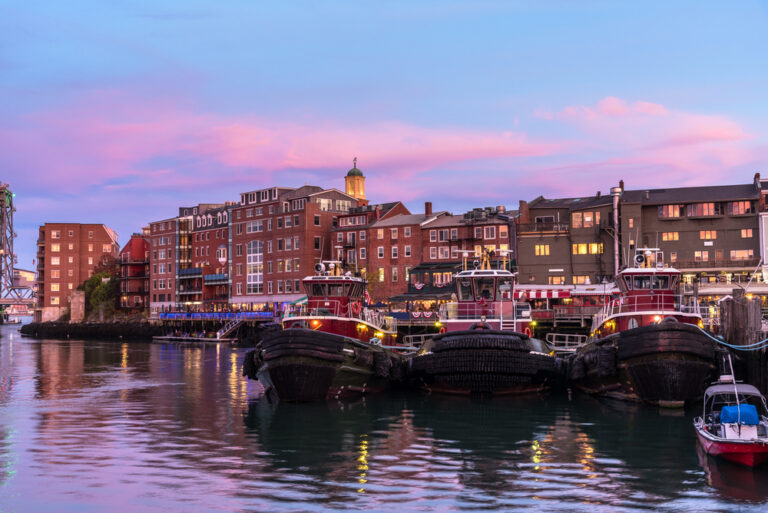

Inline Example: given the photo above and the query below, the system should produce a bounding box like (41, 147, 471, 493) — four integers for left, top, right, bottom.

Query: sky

(3, 1, 768, 269)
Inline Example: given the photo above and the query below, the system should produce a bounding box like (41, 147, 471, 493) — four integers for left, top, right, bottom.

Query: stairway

(217, 319, 243, 339)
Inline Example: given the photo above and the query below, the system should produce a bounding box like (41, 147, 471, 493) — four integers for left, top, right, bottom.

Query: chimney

(755, 172, 761, 187)
(376, 205, 381, 219)
(425, 201, 433, 216)
(518, 200, 531, 224)
(497, 205, 505, 213)
(645, 190, 650, 200)
(596, 191, 601, 198)
(619, 179, 625, 192)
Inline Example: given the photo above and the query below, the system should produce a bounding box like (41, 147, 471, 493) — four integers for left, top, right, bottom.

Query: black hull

(409, 330, 562, 395)
(243, 328, 405, 402)
(570, 321, 722, 406)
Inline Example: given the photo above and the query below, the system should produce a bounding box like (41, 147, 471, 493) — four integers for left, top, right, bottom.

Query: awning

(291, 296, 308, 305)
(514, 287, 571, 300)
(571, 285, 620, 296)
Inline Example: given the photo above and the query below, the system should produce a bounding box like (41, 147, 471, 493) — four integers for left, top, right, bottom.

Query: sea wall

(20, 322, 166, 341)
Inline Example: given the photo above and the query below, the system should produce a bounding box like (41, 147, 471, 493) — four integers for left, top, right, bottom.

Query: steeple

(345, 157, 366, 201)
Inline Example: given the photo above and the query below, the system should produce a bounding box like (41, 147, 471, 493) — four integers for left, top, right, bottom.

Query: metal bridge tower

(0, 184, 33, 306)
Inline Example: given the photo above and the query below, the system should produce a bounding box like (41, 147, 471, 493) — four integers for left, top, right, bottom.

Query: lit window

(699, 231, 717, 240)
(662, 232, 679, 241)
(549, 276, 565, 285)
(742, 229, 753, 238)
(535, 244, 550, 256)
(378, 267, 384, 282)
(50, 283, 59, 292)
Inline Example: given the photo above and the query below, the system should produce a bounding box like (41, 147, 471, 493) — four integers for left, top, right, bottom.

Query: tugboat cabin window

(652, 275, 670, 289)
(457, 278, 473, 301)
(633, 275, 652, 289)
(308, 283, 328, 296)
(327, 284, 344, 297)
(474, 278, 496, 301)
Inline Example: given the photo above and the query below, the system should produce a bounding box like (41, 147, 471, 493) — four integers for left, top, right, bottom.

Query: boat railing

(545, 332, 588, 354)
(284, 302, 392, 331)
(439, 301, 521, 321)
(593, 294, 701, 327)
(158, 312, 275, 321)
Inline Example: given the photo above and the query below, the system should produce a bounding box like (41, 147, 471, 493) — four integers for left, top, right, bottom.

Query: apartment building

(34, 223, 119, 322)
(230, 184, 359, 309)
(118, 230, 149, 312)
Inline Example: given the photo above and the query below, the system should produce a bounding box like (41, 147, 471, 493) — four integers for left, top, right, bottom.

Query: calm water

(1, 323, 768, 512)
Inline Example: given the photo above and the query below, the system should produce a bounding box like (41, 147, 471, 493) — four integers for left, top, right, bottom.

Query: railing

(545, 333, 588, 354)
(516, 222, 569, 233)
(158, 312, 274, 321)
(439, 301, 522, 321)
(178, 268, 203, 276)
(204, 273, 229, 284)
(553, 305, 602, 319)
(284, 302, 391, 330)
(674, 258, 761, 269)
(593, 294, 701, 328)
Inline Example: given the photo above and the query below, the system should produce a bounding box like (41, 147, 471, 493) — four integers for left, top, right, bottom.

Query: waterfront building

(118, 229, 149, 312)
(515, 193, 617, 287)
(148, 204, 223, 314)
(189, 204, 234, 310)
(34, 223, 119, 322)
(230, 183, 360, 310)
(364, 203, 445, 302)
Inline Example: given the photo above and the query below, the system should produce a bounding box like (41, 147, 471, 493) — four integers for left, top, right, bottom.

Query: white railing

(593, 294, 701, 328)
(284, 302, 391, 331)
(545, 333, 588, 354)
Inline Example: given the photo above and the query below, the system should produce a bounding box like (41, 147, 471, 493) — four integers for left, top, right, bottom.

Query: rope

(695, 325, 768, 351)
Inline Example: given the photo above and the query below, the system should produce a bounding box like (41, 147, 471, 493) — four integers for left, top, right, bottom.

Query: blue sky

(3, 1, 768, 269)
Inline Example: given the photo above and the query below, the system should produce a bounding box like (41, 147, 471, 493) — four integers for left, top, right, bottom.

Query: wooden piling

(719, 288, 766, 393)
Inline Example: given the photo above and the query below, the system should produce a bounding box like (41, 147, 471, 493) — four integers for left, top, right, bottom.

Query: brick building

(118, 229, 150, 312)
(34, 223, 119, 322)
(190, 204, 233, 310)
(230, 184, 359, 309)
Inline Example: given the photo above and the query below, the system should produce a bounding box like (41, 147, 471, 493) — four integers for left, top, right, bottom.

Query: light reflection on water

(0, 325, 767, 512)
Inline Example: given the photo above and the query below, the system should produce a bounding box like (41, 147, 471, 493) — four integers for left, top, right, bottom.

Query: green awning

(291, 296, 308, 305)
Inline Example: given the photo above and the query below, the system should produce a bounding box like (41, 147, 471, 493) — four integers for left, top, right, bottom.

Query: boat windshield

(307, 283, 327, 296)
(498, 278, 514, 301)
(457, 278, 473, 301)
(633, 275, 652, 289)
(652, 275, 670, 289)
(327, 283, 345, 297)
(474, 277, 496, 301)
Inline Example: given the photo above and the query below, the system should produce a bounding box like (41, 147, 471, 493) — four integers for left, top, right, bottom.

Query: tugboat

(694, 357, 768, 467)
(243, 262, 405, 402)
(409, 251, 562, 395)
(570, 248, 721, 407)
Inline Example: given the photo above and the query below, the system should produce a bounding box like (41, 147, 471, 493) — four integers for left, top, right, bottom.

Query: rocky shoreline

(20, 322, 166, 341)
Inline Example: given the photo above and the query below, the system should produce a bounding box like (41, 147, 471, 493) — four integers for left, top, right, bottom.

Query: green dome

(347, 166, 364, 177)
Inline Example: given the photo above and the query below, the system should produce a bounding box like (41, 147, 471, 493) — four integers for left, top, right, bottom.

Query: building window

(68, 243, 73, 250)
(236, 263, 243, 276)
(534, 244, 550, 256)
(314, 215, 320, 226)
(294, 236, 300, 250)
(484, 226, 496, 239)
(451, 246, 458, 259)
(50, 283, 59, 292)
(391, 228, 398, 239)
(694, 251, 709, 262)
(378, 247, 384, 258)
(430, 247, 437, 259)
(278, 239, 284, 251)
(377, 229, 384, 239)
(88, 244, 93, 252)
(247, 240, 264, 294)
(430, 230, 437, 242)
(699, 230, 717, 240)
(360, 230, 366, 241)
(728, 201, 754, 216)
(236, 283, 243, 295)
(670, 252, 677, 262)
(742, 229, 753, 238)
(378, 267, 384, 282)
(392, 267, 398, 282)
(360, 248, 366, 260)
(285, 259, 292, 272)
(572, 211, 601, 229)
(51, 230, 60, 239)
(687, 202, 722, 217)
(88, 231, 94, 238)
(277, 280, 283, 293)
(68, 256, 73, 263)
(51, 270, 60, 278)
(51, 243, 60, 252)
(573, 275, 590, 285)
(405, 245, 411, 257)
(499, 225, 508, 238)
(438, 247, 450, 259)
(285, 216, 292, 228)
(103, 244, 112, 252)
(51, 296, 59, 305)
(392, 246, 398, 258)
(628, 218, 634, 229)
(450, 228, 458, 240)
(658, 204, 684, 218)
(731, 249, 754, 260)
(662, 232, 679, 241)
(572, 243, 603, 255)
(549, 276, 565, 285)
(404, 227, 411, 237)
(268, 281, 273, 294)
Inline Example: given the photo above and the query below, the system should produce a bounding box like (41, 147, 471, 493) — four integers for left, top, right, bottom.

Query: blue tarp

(721, 404, 759, 425)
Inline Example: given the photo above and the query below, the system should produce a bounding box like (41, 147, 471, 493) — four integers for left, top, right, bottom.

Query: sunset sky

(3, 1, 768, 268)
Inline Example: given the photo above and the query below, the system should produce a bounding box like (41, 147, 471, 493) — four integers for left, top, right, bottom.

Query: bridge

(0, 183, 36, 313)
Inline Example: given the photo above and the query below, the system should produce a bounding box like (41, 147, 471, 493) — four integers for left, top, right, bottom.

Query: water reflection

(0, 329, 766, 512)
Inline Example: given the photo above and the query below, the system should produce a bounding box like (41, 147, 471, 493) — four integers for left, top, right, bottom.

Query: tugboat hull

(243, 328, 404, 402)
(571, 321, 720, 406)
(409, 329, 562, 395)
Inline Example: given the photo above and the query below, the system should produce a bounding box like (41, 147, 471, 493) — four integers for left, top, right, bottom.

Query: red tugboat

(243, 262, 405, 402)
(570, 248, 721, 407)
(695, 366, 768, 468)
(409, 252, 562, 395)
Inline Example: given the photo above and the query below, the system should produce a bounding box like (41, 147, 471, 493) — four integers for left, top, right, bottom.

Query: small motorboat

(694, 362, 768, 467)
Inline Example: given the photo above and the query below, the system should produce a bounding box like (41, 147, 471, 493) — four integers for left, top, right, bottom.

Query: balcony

(204, 273, 229, 285)
(674, 258, 761, 270)
(178, 267, 203, 277)
(516, 223, 569, 234)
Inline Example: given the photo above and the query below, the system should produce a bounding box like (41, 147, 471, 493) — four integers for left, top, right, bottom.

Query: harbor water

(1, 324, 767, 512)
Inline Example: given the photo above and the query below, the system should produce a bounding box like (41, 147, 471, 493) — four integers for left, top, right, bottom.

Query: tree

(82, 271, 119, 319)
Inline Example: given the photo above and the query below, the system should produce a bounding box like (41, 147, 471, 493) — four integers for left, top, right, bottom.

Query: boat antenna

(727, 353, 741, 426)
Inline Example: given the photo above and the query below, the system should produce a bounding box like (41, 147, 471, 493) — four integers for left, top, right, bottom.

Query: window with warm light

(535, 244, 550, 256)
